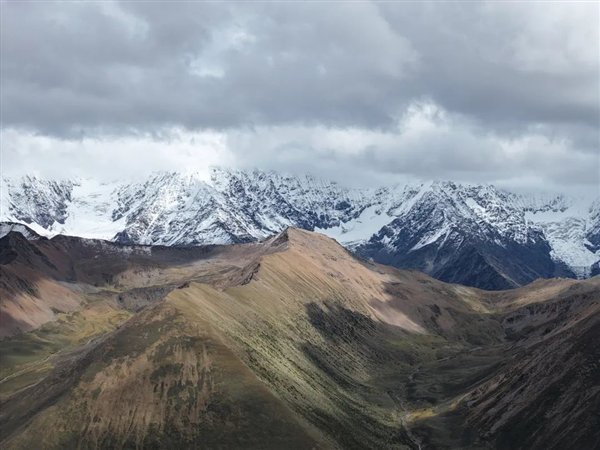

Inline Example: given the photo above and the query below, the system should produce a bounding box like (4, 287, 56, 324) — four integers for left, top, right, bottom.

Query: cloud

(225, 101, 598, 192)
(3, 101, 596, 195)
(1, 1, 420, 135)
(1, 128, 233, 181)
(1, 1, 598, 192)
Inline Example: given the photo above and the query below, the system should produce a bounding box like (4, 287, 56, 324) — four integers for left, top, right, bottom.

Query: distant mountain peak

(2, 169, 598, 289)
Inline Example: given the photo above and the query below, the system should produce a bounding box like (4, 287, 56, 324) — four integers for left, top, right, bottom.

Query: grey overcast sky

(1, 1, 599, 193)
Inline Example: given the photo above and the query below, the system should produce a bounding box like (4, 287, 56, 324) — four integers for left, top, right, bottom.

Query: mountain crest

(2, 169, 598, 289)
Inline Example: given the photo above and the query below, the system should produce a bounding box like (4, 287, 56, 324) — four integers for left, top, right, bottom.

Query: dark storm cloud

(1, 1, 418, 134)
(5, 1, 596, 134)
(1, 1, 598, 190)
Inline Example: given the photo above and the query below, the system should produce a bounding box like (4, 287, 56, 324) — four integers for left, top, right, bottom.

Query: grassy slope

(0, 294, 131, 398)
(2, 301, 320, 449)
(1, 229, 598, 449)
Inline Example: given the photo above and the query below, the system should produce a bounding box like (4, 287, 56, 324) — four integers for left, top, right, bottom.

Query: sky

(1, 1, 599, 194)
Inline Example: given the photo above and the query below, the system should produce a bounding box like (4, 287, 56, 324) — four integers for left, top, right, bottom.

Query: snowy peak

(1, 169, 598, 289)
(2, 176, 74, 229)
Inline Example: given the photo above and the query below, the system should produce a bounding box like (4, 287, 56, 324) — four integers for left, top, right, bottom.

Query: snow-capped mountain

(2, 168, 598, 289)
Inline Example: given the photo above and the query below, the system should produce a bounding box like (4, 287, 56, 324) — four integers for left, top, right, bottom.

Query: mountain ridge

(2, 168, 599, 290)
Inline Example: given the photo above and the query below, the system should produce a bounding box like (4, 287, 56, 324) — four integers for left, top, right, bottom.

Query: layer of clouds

(1, 1, 598, 192)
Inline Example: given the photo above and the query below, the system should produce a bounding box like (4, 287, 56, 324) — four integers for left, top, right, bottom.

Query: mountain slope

(354, 183, 560, 289)
(2, 169, 598, 289)
(401, 277, 600, 450)
(1, 227, 599, 449)
(445, 278, 600, 450)
(0, 223, 287, 338)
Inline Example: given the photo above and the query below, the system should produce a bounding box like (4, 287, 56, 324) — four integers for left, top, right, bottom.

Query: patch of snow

(526, 199, 599, 275)
(316, 205, 393, 244)
(0, 219, 54, 238)
(410, 224, 452, 252)
(0, 222, 42, 240)
(51, 179, 126, 240)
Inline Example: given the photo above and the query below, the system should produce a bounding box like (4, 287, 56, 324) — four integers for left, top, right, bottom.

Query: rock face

(2, 168, 599, 289)
(353, 184, 562, 290)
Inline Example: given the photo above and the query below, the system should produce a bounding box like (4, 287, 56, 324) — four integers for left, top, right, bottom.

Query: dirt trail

(388, 387, 423, 450)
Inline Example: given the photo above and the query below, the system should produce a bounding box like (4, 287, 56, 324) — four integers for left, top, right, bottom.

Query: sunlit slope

(0, 228, 285, 337)
(144, 229, 508, 448)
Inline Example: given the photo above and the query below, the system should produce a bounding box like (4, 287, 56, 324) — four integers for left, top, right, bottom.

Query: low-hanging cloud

(1, 1, 598, 193)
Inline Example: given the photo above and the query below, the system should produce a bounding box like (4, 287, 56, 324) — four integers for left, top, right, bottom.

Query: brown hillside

(1, 227, 598, 449)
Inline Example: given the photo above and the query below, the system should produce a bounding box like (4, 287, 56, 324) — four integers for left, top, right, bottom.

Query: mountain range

(2, 168, 599, 290)
(1, 226, 598, 449)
